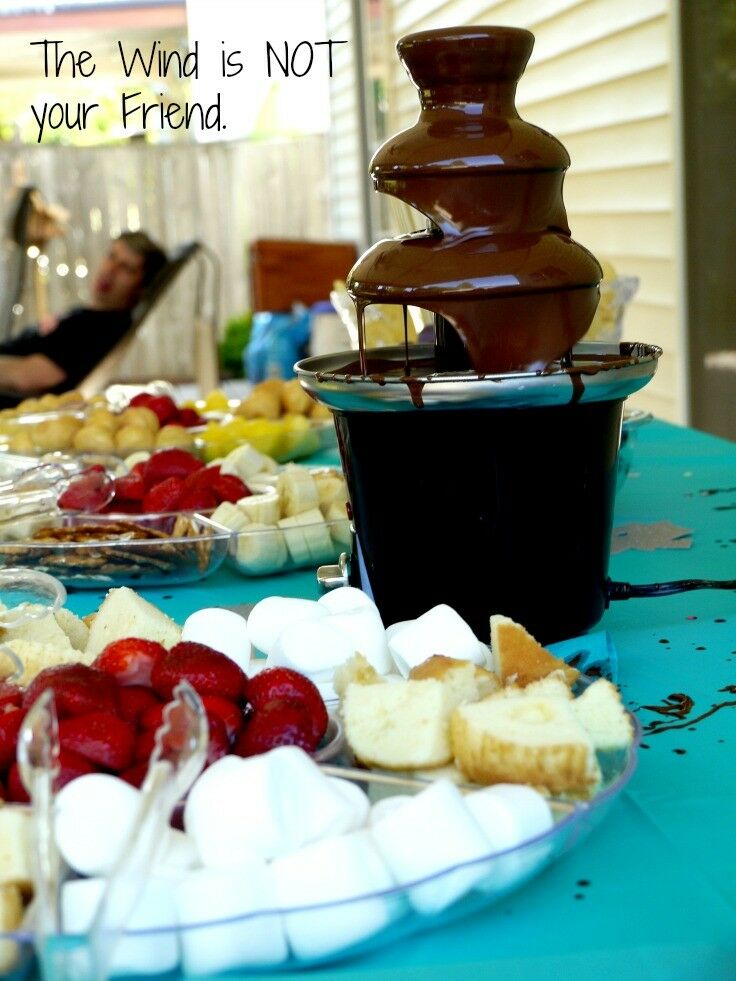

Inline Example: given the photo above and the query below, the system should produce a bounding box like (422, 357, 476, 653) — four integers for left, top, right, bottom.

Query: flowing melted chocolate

(346, 27, 602, 376)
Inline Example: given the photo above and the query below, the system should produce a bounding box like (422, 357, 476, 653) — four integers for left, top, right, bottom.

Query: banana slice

(277, 465, 319, 517)
(312, 468, 349, 512)
(210, 501, 251, 532)
(220, 443, 278, 481)
(325, 499, 351, 549)
(238, 489, 280, 524)
(235, 522, 288, 575)
(278, 507, 335, 566)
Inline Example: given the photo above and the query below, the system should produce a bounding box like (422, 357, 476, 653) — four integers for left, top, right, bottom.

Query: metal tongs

(86, 680, 208, 980)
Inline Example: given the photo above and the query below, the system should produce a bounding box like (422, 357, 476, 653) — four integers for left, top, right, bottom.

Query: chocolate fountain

(297, 26, 660, 643)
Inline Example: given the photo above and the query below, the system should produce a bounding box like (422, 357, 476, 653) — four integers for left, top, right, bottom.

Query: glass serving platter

(0, 719, 637, 979)
(0, 512, 231, 588)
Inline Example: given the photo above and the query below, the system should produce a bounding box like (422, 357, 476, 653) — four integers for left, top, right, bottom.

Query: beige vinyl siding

(381, 0, 682, 421)
(325, 0, 366, 245)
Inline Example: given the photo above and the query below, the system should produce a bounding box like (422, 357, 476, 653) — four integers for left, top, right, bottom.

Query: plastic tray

(227, 514, 350, 577)
(0, 512, 231, 588)
(0, 722, 637, 978)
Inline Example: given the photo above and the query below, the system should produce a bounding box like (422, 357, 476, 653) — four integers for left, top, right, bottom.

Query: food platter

(0, 709, 637, 978)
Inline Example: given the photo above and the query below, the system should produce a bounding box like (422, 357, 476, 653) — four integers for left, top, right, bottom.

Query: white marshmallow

(61, 877, 178, 976)
(176, 860, 287, 973)
(184, 748, 365, 867)
(55, 774, 196, 877)
(465, 784, 553, 894)
(388, 605, 484, 677)
(385, 620, 411, 643)
(182, 608, 251, 672)
(368, 794, 411, 827)
(317, 586, 377, 615)
(246, 597, 326, 655)
(268, 618, 356, 680)
(326, 778, 370, 831)
(369, 779, 491, 914)
(369, 795, 412, 826)
(324, 606, 393, 674)
(272, 830, 396, 959)
(55, 775, 139, 877)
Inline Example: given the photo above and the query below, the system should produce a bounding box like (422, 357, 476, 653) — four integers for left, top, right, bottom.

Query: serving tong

(0, 462, 114, 533)
(17, 681, 207, 981)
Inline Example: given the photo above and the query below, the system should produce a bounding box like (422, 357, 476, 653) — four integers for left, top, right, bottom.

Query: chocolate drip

(643, 687, 736, 735)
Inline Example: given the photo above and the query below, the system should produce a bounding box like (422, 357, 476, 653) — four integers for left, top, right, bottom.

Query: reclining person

(0, 231, 167, 407)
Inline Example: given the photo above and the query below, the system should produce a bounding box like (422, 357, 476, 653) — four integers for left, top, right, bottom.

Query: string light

(27, 246, 39, 259)
(74, 263, 88, 279)
(56, 263, 69, 277)
(36, 254, 49, 268)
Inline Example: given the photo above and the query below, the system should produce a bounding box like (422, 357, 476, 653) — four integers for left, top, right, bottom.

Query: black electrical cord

(607, 578, 736, 602)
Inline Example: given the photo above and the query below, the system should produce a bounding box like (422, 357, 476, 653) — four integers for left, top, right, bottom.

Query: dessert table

(63, 419, 736, 980)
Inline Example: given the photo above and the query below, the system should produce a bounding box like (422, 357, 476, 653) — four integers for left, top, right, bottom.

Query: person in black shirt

(0, 231, 166, 404)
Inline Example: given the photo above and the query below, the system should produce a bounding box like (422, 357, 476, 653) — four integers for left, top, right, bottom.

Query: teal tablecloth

(64, 422, 736, 980)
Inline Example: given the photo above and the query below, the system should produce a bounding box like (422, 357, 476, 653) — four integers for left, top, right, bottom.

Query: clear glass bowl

(227, 515, 351, 577)
(0, 720, 637, 979)
(0, 512, 231, 588)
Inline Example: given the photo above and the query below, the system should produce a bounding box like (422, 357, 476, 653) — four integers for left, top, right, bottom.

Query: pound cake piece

(572, 678, 635, 750)
(85, 587, 181, 659)
(0, 884, 24, 974)
(409, 655, 500, 701)
(489, 615, 579, 687)
(343, 678, 454, 769)
(333, 652, 384, 700)
(451, 695, 601, 795)
(0, 638, 87, 686)
(0, 606, 73, 652)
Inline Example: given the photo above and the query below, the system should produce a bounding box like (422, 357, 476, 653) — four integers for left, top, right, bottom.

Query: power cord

(607, 578, 736, 602)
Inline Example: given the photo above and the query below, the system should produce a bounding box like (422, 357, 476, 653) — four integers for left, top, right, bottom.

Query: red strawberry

(144, 449, 203, 487)
(120, 761, 149, 788)
(7, 763, 29, 803)
(0, 683, 22, 711)
(212, 473, 250, 504)
(246, 668, 328, 743)
(134, 727, 156, 763)
(131, 461, 148, 477)
(117, 686, 161, 725)
(55, 748, 98, 791)
(94, 638, 166, 687)
(202, 695, 245, 744)
(0, 708, 24, 772)
(142, 476, 184, 513)
(129, 393, 155, 409)
(143, 395, 178, 426)
(58, 469, 111, 512)
(182, 466, 220, 491)
(101, 499, 141, 515)
(140, 703, 165, 731)
(151, 641, 246, 701)
(59, 712, 135, 772)
(205, 714, 229, 766)
(113, 472, 146, 503)
(177, 407, 204, 428)
(235, 700, 318, 757)
(23, 665, 118, 719)
(178, 486, 217, 511)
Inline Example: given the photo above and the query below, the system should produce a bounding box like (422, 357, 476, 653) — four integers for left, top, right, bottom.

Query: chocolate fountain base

(335, 399, 622, 644)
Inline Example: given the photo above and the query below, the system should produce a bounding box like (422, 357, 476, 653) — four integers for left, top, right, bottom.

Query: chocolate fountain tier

(297, 342, 661, 412)
(347, 26, 602, 375)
